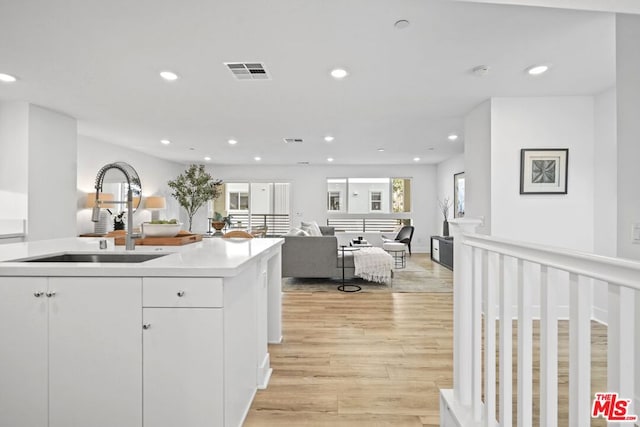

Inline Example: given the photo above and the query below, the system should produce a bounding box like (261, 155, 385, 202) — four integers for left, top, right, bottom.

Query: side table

(338, 245, 361, 292)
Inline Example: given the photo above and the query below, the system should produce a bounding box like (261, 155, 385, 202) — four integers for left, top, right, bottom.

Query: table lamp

(145, 196, 166, 221)
(86, 193, 115, 234)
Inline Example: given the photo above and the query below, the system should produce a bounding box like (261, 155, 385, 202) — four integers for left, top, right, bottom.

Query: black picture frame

(520, 148, 568, 194)
(453, 172, 465, 218)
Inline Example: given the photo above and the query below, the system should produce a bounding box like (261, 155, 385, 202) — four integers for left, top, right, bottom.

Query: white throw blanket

(353, 247, 393, 284)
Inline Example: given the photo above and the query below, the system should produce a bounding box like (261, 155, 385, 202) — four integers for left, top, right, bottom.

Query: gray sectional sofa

(281, 226, 355, 279)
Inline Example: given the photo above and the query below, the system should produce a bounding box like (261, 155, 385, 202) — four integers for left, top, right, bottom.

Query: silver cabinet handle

(46, 291, 56, 298)
(177, 291, 185, 297)
(142, 323, 151, 330)
(34, 291, 44, 297)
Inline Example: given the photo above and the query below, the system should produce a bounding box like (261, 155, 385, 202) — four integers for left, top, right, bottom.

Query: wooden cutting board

(112, 230, 203, 246)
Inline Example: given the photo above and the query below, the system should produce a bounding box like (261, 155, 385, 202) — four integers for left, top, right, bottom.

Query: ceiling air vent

(297, 161, 310, 165)
(283, 138, 303, 144)
(224, 62, 270, 80)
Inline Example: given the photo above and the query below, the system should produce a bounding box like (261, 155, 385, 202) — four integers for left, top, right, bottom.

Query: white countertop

(0, 237, 283, 277)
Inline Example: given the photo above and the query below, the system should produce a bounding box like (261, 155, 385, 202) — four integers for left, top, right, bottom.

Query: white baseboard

(592, 306, 608, 325)
(256, 353, 271, 389)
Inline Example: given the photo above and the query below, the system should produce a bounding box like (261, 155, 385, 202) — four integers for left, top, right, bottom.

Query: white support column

(449, 218, 482, 407)
(517, 259, 533, 427)
(608, 284, 636, 425)
(498, 254, 512, 427)
(569, 274, 592, 427)
(539, 265, 558, 427)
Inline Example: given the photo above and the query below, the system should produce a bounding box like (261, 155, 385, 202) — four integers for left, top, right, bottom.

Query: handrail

(462, 233, 640, 291)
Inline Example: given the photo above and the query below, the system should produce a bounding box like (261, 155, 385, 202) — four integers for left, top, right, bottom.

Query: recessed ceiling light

(330, 68, 348, 79)
(448, 134, 459, 141)
(254, 156, 261, 161)
(377, 148, 385, 152)
(413, 157, 421, 162)
(327, 157, 334, 162)
(526, 65, 549, 76)
(159, 71, 179, 81)
(324, 135, 334, 142)
(394, 19, 410, 30)
(228, 139, 238, 145)
(204, 156, 211, 161)
(0, 73, 17, 83)
(160, 139, 171, 145)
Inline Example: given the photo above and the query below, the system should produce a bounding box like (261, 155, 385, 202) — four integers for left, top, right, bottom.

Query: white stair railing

(440, 219, 639, 427)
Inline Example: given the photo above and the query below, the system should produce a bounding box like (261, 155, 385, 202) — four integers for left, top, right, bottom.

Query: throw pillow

(284, 227, 309, 236)
(300, 220, 322, 236)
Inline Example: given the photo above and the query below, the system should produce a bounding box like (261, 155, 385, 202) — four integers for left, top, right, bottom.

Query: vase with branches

(168, 164, 223, 232)
(438, 196, 452, 237)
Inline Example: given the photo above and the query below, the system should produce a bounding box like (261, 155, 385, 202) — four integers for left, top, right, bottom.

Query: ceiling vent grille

(284, 138, 303, 144)
(224, 62, 270, 80)
(297, 161, 310, 165)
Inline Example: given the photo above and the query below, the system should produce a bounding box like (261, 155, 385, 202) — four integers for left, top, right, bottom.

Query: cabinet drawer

(143, 278, 223, 308)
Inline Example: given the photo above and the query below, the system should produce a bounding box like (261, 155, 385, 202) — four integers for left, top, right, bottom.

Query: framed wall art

(453, 172, 465, 218)
(520, 148, 568, 194)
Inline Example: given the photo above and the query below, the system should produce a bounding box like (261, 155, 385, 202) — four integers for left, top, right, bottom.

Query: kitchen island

(0, 236, 283, 427)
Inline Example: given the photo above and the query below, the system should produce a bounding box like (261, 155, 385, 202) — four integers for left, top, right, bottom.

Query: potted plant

(438, 196, 452, 237)
(211, 211, 230, 232)
(168, 164, 223, 232)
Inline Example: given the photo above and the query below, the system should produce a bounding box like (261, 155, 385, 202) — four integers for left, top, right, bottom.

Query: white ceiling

(0, 0, 615, 165)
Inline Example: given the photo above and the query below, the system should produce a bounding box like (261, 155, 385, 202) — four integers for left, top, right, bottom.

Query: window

(326, 177, 410, 214)
(370, 191, 382, 211)
(229, 191, 249, 210)
(328, 191, 342, 211)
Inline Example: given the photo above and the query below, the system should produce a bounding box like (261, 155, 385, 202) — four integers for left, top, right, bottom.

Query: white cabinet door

(143, 308, 224, 427)
(48, 277, 142, 427)
(0, 277, 48, 427)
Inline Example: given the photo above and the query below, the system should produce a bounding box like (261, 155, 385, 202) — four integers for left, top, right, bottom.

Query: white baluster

(539, 265, 558, 427)
(569, 274, 591, 427)
(498, 254, 512, 427)
(517, 259, 532, 427)
(484, 250, 497, 426)
(607, 284, 636, 424)
(472, 247, 483, 421)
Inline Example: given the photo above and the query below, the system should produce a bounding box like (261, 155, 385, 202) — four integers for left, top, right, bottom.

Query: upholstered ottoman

(382, 242, 406, 268)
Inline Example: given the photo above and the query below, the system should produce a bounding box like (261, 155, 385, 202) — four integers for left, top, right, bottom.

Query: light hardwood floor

(245, 256, 608, 426)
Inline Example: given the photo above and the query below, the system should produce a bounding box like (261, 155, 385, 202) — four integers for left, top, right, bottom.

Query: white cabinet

(0, 277, 48, 426)
(143, 308, 223, 427)
(142, 277, 224, 427)
(0, 277, 142, 427)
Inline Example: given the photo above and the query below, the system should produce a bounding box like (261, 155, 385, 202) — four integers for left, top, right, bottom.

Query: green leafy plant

(167, 164, 223, 232)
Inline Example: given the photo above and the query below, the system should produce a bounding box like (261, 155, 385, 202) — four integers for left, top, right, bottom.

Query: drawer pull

(142, 323, 151, 330)
(34, 291, 44, 298)
(46, 291, 56, 298)
(177, 291, 185, 297)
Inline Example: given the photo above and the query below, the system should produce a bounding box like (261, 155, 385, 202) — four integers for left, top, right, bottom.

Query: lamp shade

(145, 196, 166, 210)
(85, 192, 115, 209)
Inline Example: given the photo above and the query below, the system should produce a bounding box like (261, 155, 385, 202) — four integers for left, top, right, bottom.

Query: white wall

(27, 105, 78, 241)
(490, 97, 595, 252)
(435, 153, 465, 233)
(206, 164, 437, 252)
(0, 101, 29, 225)
(464, 100, 492, 234)
(616, 14, 640, 261)
(77, 136, 184, 235)
(592, 87, 617, 323)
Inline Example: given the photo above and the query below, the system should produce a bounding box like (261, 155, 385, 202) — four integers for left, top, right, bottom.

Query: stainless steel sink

(18, 253, 169, 263)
